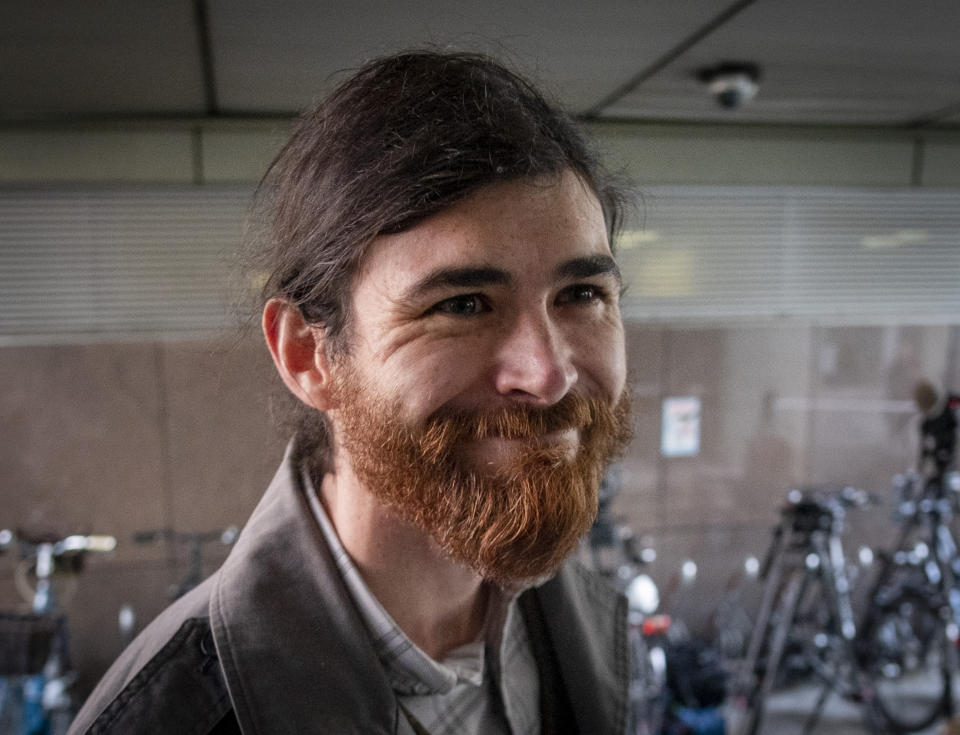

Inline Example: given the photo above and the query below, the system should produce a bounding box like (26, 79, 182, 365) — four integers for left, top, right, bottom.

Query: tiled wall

(0, 338, 285, 692)
(613, 321, 959, 632)
(2, 321, 957, 695)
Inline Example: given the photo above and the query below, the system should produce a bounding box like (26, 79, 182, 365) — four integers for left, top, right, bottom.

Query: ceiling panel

(0, 0, 207, 120)
(2, 0, 959, 128)
(605, 0, 960, 125)
(207, 0, 728, 114)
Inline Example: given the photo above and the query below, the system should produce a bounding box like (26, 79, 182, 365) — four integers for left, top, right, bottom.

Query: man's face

(326, 171, 631, 584)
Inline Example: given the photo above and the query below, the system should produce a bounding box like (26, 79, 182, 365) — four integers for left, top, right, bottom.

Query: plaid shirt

(305, 474, 540, 735)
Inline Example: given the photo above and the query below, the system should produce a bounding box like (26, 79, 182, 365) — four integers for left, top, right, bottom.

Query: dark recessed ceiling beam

(580, 0, 759, 120)
(194, 0, 219, 116)
(903, 100, 960, 129)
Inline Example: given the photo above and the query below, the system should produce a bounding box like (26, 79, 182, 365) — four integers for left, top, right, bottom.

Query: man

(69, 51, 633, 735)
(913, 379, 959, 483)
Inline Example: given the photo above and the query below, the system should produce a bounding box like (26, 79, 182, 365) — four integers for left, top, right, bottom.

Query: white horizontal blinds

(619, 187, 960, 322)
(2, 185, 959, 343)
(0, 187, 251, 342)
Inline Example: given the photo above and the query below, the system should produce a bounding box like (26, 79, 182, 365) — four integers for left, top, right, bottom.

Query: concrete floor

(723, 678, 955, 735)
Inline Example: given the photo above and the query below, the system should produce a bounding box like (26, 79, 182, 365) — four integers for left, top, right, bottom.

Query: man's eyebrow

(555, 255, 622, 285)
(401, 266, 512, 300)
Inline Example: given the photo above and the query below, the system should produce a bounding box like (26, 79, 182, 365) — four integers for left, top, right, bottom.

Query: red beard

(332, 374, 632, 585)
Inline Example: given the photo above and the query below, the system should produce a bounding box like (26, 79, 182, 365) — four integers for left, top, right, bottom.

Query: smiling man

(70, 51, 633, 735)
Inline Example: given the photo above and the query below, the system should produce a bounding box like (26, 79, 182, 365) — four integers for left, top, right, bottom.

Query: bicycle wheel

(862, 591, 950, 732)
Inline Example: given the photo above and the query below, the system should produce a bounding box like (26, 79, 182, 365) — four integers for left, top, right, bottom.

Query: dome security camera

(697, 62, 761, 110)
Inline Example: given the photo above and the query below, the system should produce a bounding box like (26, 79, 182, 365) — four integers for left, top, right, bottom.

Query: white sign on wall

(661, 396, 701, 457)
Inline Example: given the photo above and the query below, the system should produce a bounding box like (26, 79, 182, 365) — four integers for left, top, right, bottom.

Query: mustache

(415, 392, 603, 459)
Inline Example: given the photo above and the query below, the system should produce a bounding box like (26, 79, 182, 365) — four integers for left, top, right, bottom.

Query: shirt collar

(303, 470, 518, 696)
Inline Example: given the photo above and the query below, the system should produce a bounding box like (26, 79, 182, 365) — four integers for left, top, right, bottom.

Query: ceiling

(3, 0, 960, 128)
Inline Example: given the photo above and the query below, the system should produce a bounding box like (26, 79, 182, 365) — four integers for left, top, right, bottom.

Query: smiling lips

(466, 427, 581, 467)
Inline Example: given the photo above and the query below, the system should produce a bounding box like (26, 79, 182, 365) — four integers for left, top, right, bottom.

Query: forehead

(359, 171, 610, 287)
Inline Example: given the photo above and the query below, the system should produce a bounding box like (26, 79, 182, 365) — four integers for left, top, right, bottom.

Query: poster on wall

(661, 396, 701, 457)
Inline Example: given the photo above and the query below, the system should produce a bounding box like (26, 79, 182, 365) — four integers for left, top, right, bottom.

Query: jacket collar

(529, 562, 629, 734)
(208, 445, 628, 734)
(209, 446, 412, 734)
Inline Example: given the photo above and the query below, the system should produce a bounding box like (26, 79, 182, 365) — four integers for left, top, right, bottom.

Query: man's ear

(262, 299, 337, 411)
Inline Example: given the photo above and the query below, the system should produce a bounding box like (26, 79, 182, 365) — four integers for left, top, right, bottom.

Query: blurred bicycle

(0, 528, 116, 735)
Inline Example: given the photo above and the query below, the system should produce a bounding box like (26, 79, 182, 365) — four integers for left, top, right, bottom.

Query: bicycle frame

(1, 532, 115, 735)
(868, 473, 960, 629)
(731, 487, 881, 735)
(860, 473, 960, 722)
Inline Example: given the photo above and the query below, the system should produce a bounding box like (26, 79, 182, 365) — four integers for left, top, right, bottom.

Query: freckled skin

(339, 171, 627, 467)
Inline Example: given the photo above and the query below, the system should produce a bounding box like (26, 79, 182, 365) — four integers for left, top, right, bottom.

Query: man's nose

(493, 311, 577, 404)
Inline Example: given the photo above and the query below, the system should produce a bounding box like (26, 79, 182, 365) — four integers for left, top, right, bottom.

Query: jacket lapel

(528, 563, 629, 735)
(207, 447, 627, 735)
(209, 449, 403, 734)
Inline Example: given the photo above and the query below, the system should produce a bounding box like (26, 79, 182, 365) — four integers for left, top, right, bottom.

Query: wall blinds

(1, 186, 959, 344)
(620, 186, 960, 323)
(0, 187, 251, 344)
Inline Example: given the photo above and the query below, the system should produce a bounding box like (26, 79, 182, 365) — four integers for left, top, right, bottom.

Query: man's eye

(432, 294, 488, 316)
(557, 284, 606, 305)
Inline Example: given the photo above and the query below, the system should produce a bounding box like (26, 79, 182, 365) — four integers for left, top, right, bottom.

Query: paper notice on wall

(661, 396, 701, 457)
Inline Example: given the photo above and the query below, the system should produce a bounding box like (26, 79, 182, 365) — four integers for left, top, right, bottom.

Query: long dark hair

(246, 50, 627, 462)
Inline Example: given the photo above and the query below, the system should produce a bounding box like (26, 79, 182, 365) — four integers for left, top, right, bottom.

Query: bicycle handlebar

(56, 535, 117, 554)
(0, 529, 117, 558)
(785, 484, 879, 512)
(133, 526, 239, 547)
